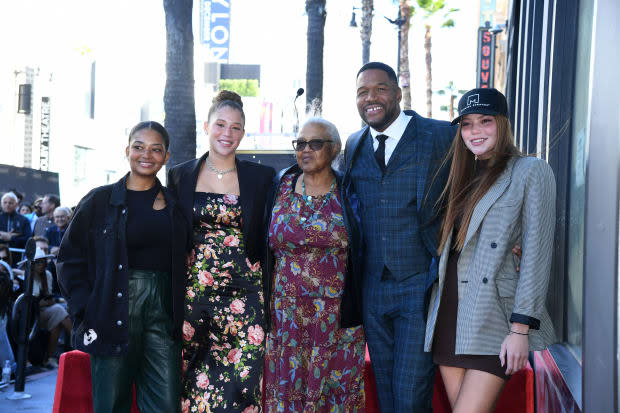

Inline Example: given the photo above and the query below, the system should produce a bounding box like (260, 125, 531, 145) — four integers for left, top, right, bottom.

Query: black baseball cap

(451, 88, 509, 125)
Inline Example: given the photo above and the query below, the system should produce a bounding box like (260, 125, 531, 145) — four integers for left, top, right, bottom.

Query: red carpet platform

(364, 348, 534, 413)
(52, 350, 140, 413)
(54, 349, 532, 412)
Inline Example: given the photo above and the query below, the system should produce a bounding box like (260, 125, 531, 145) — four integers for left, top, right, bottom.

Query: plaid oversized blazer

(424, 156, 558, 355)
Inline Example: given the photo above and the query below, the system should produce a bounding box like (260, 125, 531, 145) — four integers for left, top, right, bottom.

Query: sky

(1, 0, 479, 140)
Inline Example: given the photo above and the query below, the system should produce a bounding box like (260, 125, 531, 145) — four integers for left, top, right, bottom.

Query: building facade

(503, 0, 619, 411)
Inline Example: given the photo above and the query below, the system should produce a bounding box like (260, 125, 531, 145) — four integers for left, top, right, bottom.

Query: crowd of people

(0, 188, 73, 384)
(3, 61, 557, 413)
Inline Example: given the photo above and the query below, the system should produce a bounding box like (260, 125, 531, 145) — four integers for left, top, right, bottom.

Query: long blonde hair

(437, 115, 521, 253)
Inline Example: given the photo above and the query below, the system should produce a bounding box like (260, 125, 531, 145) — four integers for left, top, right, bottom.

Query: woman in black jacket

(167, 91, 275, 412)
(57, 121, 190, 413)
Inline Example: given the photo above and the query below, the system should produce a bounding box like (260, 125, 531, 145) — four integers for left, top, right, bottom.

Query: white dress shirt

(368, 111, 412, 164)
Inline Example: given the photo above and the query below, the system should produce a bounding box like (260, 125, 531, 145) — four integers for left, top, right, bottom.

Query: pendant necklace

(301, 176, 336, 226)
(206, 157, 236, 180)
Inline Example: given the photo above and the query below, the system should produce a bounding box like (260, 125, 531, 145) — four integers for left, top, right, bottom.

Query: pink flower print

(187, 289, 195, 298)
(230, 299, 245, 314)
(198, 270, 214, 287)
(223, 194, 238, 205)
(242, 406, 259, 413)
(240, 368, 249, 378)
(181, 398, 190, 413)
(227, 348, 242, 364)
(196, 372, 209, 389)
(245, 257, 261, 272)
(247, 325, 264, 346)
(223, 234, 240, 247)
(223, 261, 234, 268)
(182, 321, 195, 341)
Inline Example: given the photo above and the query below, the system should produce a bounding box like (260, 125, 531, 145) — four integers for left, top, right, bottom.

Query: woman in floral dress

(167, 91, 275, 412)
(263, 118, 366, 412)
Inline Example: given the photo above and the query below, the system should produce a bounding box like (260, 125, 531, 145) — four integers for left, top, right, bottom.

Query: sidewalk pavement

(0, 367, 57, 412)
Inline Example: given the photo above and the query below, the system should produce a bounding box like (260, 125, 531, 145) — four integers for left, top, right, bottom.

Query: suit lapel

(385, 114, 417, 172)
(236, 158, 253, 237)
(416, 125, 433, 212)
(463, 157, 517, 250)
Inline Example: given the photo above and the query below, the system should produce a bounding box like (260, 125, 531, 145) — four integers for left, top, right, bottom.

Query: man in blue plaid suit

(343, 62, 455, 412)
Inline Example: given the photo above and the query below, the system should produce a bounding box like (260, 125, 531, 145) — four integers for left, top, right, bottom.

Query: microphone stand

(8, 238, 36, 400)
(293, 88, 304, 137)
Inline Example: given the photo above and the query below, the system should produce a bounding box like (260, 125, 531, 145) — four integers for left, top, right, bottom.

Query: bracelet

(510, 330, 529, 336)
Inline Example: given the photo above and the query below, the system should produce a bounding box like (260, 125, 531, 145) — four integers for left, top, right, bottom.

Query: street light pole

(386, 9, 405, 79)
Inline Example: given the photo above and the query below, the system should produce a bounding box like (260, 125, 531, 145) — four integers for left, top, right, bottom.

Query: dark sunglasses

(292, 139, 332, 151)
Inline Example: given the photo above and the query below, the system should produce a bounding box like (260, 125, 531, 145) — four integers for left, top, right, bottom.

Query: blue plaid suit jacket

(342, 111, 455, 282)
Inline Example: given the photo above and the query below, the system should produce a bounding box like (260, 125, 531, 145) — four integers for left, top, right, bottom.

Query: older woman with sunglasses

(262, 118, 365, 412)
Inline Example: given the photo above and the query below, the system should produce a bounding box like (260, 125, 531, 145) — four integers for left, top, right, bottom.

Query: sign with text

(200, 0, 231, 63)
(40, 97, 51, 171)
(476, 28, 495, 88)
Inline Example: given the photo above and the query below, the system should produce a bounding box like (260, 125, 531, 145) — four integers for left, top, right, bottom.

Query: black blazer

(167, 152, 276, 264)
(57, 175, 191, 356)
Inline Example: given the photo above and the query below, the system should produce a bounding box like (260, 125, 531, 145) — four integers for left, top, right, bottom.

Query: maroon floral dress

(181, 192, 264, 413)
(264, 174, 365, 413)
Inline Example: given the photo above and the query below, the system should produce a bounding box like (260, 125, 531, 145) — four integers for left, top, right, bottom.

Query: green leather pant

(91, 269, 181, 413)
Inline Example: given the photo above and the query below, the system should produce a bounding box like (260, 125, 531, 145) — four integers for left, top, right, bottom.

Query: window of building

(565, 0, 595, 358)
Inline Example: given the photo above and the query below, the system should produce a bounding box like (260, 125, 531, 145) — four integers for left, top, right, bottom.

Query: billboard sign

(200, 0, 231, 63)
(476, 28, 495, 88)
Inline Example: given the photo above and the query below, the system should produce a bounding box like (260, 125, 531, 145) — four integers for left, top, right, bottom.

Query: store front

(504, 0, 619, 411)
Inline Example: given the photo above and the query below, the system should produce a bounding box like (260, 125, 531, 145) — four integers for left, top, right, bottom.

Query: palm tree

(305, 0, 327, 111)
(360, 0, 373, 64)
(163, 0, 196, 167)
(437, 81, 467, 121)
(417, 0, 457, 117)
(398, 0, 412, 110)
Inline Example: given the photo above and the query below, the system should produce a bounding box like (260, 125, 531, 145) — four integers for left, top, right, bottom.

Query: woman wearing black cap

(424, 88, 557, 412)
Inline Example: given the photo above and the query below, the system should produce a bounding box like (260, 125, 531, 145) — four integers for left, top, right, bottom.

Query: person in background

(168, 90, 275, 413)
(45, 206, 72, 255)
(0, 244, 16, 380)
(424, 88, 557, 413)
(58, 121, 190, 413)
(23, 198, 44, 232)
(33, 194, 60, 237)
(30, 240, 72, 368)
(263, 118, 365, 412)
(0, 192, 32, 251)
(18, 204, 33, 216)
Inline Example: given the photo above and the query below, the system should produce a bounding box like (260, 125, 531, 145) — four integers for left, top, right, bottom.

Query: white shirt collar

(369, 110, 412, 141)
(368, 111, 412, 164)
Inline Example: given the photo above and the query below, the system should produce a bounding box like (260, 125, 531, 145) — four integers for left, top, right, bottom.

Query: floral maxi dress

(264, 174, 365, 413)
(182, 192, 264, 413)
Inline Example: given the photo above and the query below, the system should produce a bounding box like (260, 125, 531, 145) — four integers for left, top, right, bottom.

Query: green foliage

(440, 105, 449, 112)
(218, 79, 259, 97)
(417, 0, 445, 16)
(441, 18, 455, 28)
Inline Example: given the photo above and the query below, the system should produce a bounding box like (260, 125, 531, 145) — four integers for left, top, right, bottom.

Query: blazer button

(118, 264, 123, 270)
(116, 345, 121, 353)
(117, 292, 123, 298)
(482, 277, 488, 284)
(116, 320, 122, 326)
(491, 242, 497, 249)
